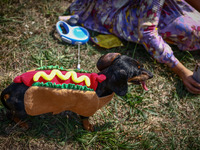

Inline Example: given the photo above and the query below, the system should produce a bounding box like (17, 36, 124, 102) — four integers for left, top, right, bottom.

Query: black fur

(96, 55, 153, 96)
(1, 83, 29, 119)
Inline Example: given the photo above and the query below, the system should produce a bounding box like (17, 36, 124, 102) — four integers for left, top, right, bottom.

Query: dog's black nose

(148, 72, 153, 79)
(142, 70, 153, 79)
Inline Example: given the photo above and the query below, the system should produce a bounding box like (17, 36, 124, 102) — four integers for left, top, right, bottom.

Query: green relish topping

(32, 82, 94, 91)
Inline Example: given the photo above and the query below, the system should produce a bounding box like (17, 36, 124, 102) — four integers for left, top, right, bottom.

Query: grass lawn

(0, 0, 200, 149)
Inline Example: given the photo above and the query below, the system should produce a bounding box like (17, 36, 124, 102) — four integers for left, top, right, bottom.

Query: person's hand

(171, 62, 200, 94)
(179, 68, 200, 94)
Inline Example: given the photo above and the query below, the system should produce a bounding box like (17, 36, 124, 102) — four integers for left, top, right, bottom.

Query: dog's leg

(12, 116, 29, 130)
(80, 116, 94, 131)
(4, 107, 29, 130)
(3, 102, 29, 130)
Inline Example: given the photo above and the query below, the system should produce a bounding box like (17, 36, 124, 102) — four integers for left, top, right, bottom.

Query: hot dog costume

(14, 66, 114, 117)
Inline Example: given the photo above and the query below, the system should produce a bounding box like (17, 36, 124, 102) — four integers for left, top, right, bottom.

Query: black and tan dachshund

(1, 53, 153, 131)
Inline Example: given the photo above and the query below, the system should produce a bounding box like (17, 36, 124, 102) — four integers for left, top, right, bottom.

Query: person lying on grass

(69, 0, 200, 94)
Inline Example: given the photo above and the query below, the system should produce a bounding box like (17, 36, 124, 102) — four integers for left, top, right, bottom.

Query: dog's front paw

(82, 119, 94, 132)
(13, 117, 29, 130)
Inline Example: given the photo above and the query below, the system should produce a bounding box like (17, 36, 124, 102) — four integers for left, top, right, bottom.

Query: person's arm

(138, 0, 178, 68)
(138, 0, 200, 94)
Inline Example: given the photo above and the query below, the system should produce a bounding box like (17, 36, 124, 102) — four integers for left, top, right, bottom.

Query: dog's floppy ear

(97, 53, 121, 71)
(108, 69, 128, 96)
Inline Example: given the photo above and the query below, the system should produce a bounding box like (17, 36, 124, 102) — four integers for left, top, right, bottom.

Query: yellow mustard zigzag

(33, 69, 91, 87)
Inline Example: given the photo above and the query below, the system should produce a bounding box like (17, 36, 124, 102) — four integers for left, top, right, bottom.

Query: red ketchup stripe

(13, 70, 106, 91)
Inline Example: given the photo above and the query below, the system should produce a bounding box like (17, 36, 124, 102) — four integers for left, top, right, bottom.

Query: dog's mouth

(129, 80, 149, 91)
(141, 81, 148, 91)
(128, 72, 152, 91)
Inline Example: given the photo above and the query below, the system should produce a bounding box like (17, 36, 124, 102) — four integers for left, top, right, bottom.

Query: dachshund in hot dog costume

(1, 53, 153, 131)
